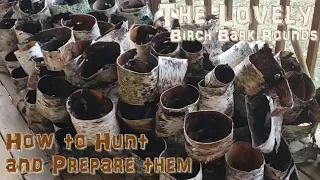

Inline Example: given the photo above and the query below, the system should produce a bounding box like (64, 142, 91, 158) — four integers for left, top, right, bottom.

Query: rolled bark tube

(264, 137, 295, 180)
(4, 49, 20, 74)
(117, 0, 153, 27)
(205, 64, 235, 88)
(87, 11, 109, 22)
(62, 14, 101, 41)
(128, 131, 167, 180)
(92, 0, 118, 17)
(0, 18, 17, 73)
(274, 51, 302, 73)
(117, 49, 159, 105)
(246, 94, 283, 154)
(36, 75, 77, 122)
(0, 2, 17, 20)
(225, 142, 265, 180)
(66, 89, 120, 148)
(184, 111, 234, 163)
(24, 89, 46, 124)
(150, 32, 180, 58)
(155, 85, 199, 138)
(11, 67, 28, 92)
(129, 24, 159, 61)
(14, 41, 43, 75)
(181, 40, 204, 74)
(210, 41, 253, 68)
(97, 21, 115, 35)
(117, 98, 157, 132)
(159, 147, 203, 180)
(14, 0, 51, 22)
(14, 22, 42, 45)
(157, 56, 188, 94)
(41, 40, 66, 71)
(198, 80, 234, 117)
(50, 0, 91, 16)
(283, 72, 315, 124)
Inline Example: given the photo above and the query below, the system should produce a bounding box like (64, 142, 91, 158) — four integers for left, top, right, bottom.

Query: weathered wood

(0, 83, 50, 163)
(306, 0, 320, 77)
(249, 0, 259, 39)
(62, 174, 104, 180)
(204, 0, 212, 15)
(186, 0, 193, 5)
(275, 0, 290, 54)
(297, 162, 320, 180)
(0, 135, 24, 180)
(224, 0, 233, 21)
(148, 0, 161, 14)
(24, 163, 63, 180)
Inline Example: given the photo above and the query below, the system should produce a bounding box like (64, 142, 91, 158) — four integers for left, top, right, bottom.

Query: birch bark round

(184, 111, 234, 163)
(150, 32, 180, 58)
(204, 64, 235, 88)
(129, 25, 155, 61)
(24, 89, 46, 124)
(14, 22, 42, 45)
(0, 18, 17, 73)
(50, 0, 92, 16)
(225, 142, 264, 180)
(14, 41, 43, 75)
(117, 1, 153, 27)
(4, 49, 20, 74)
(117, 49, 159, 105)
(14, 0, 51, 22)
(181, 40, 204, 74)
(36, 75, 76, 122)
(198, 80, 234, 117)
(62, 14, 101, 41)
(66, 90, 120, 147)
(92, 0, 118, 17)
(155, 85, 200, 137)
(11, 67, 28, 92)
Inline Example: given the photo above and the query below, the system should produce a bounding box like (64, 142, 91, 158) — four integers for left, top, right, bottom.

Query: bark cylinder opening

(225, 142, 264, 180)
(11, 66, 28, 92)
(156, 84, 199, 138)
(14, 22, 42, 44)
(181, 40, 204, 73)
(151, 32, 180, 58)
(4, 49, 20, 74)
(37, 75, 77, 122)
(205, 64, 235, 88)
(184, 111, 233, 163)
(41, 40, 66, 71)
(92, 0, 117, 17)
(117, 48, 159, 105)
(159, 147, 203, 180)
(198, 80, 234, 117)
(87, 11, 109, 22)
(66, 89, 120, 147)
(25, 89, 46, 124)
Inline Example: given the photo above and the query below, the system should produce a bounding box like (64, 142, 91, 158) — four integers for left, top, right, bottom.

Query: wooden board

(24, 163, 63, 180)
(297, 162, 320, 180)
(0, 84, 50, 164)
(0, 135, 24, 180)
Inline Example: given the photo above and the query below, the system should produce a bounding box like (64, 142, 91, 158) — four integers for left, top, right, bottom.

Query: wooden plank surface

(0, 83, 50, 164)
(297, 162, 320, 180)
(306, 0, 320, 77)
(249, 0, 259, 39)
(24, 163, 63, 180)
(0, 135, 24, 180)
(186, 0, 193, 5)
(224, 0, 233, 21)
(275, 0, 290, 54)
(204, 0, 212, 15)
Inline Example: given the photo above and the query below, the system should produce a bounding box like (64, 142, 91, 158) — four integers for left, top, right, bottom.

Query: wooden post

(306, 0, 320, 78)
(186, 0, 193, 5)
(275, 0, 290, 54)
(148, 0, 161, 14)
(169, 0, 176, 3)
(204, 0, 212, 15)
(224, 0, 233, 21)
(249, 0, 259, 40)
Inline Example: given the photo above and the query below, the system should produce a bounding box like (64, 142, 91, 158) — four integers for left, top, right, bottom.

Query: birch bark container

(14, 22, 42, 45)
(246, 94, 283, 154)
(264, 137, 295, 180)
(117, 49, 159, 105)
(79, 41, 120, 88)
(184, 111, 234, 163)
(204, 64, 235, 88)
(0, 2, 17, 20)
(14, 41, 43, 75)
(0, 18, 17, 73)
(14, 0, 51, 22)
(117, 1, 153, 27)
(150, 32, 180, 58)
(129, 24, 159, 61)
(97, 21, 115, 35)
(50, 0, 91, 16)
(117, 99, 157, 132)
(127, 131, 166, 180)
(198, 80, 234, 117)
(54, 127, 84, 158)
(4, 49, 20, 74)
(92, 0, 117, 17)
(159, 147, 203, 180)
(181, 40, 204, 74)
(87, 11, 109, 22)
(36, 75, 77, 123)
(156, 85, 199, 138)
(283, 71, 315, 124)
(62, 14, 101, 41)
(11, 66, 28, 92)
(225, 142, 264, 180)
(24, 89, 46, 124)
(41, 40, 66, 71)
(66, 89, 120, 148)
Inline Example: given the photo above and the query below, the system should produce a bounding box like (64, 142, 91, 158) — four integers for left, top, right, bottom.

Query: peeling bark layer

(117, 49, 158, 105)
(156, 85, 199, 138)
(184, 111, 233, 163)
(4, 49, 20, 74)
(36, 75, 77, 122)
(159, 147, 203, 180)
(0, 18, 17, 73)
(282, 123, 313, 142)
(225, 142, 264, 180)
(67, 89, 120, 149)
(14, 21, 42, 45)
(50, 0, 91, 16)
